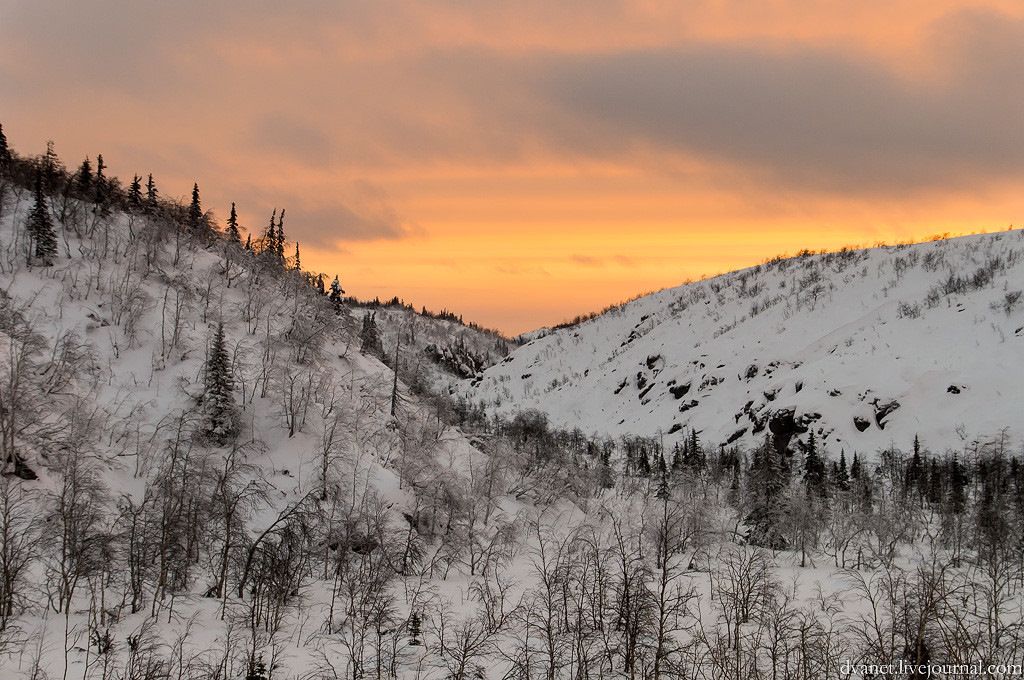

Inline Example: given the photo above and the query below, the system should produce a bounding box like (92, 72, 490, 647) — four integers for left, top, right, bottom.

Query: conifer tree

(293, 243, 301, 271)
(263, 209, 277, 255)
(671, 442, 684, 473)
(145, 174, 158, 213)
(187, 182, 203, 230)
(745, 436, 790, 548)
(128, 174, 143, 208)
(201, 322, 237, 443)
(26, 173, 57, 265)
(329, 275, 345, 310)
(409, 611, 422, 646)
(359, 313, 384, 358)
(832, 450, 850, 490)
(275, 208, 286, 263)
(94, 154, 107, 203)
(76, 157, 93, 194)
(42, 140, 61, 192)
(0, 123, 10, 173)
(226, 202, 242, 244)
(803, 432, 826, 496)
(244, 234, 252, 250)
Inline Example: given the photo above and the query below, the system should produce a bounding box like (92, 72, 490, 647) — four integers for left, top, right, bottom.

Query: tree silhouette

(26, 173, 57, 265)
(226, 202, 242, 245)
(201, 322, 237, 444)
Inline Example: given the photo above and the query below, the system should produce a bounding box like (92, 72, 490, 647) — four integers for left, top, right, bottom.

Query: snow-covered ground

(461, 231, 1024, 457)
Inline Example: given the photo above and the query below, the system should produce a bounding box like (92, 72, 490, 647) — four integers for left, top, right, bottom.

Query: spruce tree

(201, 322, 237, 443)
(833, 450, 850, 491)
(94, 154, 107, 204)
(76, 157, 93, 194)
(359, 313, 384, 358)
(803, 432, 826, 496)
(263, 209, 277, 255)
(329, 275, 345, 310)
(128, 174, 143, 208)
(293, 243, 301, 271)
(745, 436, 790, 548)
(145, 174, 158, 213)
(226, 202, 242, 244)
(275, 209, 286, 263)
(187, 183, 203, 230)
(42, 140, 61, 192)
(0, 123, 10, 173)
(26, 173, 57, 265)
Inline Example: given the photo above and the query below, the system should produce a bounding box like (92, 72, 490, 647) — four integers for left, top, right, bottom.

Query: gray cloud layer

(536, 23, 1024, 194)
(2, 2, 1021, 239)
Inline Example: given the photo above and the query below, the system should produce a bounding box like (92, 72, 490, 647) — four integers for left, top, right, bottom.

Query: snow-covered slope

(461, 231, 1024, 456)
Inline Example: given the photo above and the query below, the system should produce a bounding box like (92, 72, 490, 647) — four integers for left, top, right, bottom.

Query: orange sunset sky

(2, 1, 1022, 335)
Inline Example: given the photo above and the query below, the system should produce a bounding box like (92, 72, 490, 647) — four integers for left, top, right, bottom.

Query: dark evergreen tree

(145, 173, 158, 213)
(187, 182, 203, 230)
(76, 157, 93, 195)
(850, 452, 861, 480)
(26, 173, 57, 265)
(262, 209, 277, 256)
(670, 442, 684, 473)
(127, 174, 143, 208)
(359, 313, 384, 359)
(293, 243, 301, 271)
(42, 140, 62, 192)
(246, 655, 268, 680)
(244, 233, 252, 251)
(0, 123, 10, 173)
(275, 208, 286, 263)
(409, 611, 422, 646)
(803, 432, 826, 497)
(948, 454, 967, 514)
(329, 275, 344, 310)
(927, 459, 943, 506)
(832, 450, 850, 491)
(94, 154, 107, 204)
(226, 202, 242, 244)
(682, 428, 706, 471)
(745, 436, 790, 548)
(201, 322, 237, 443)
(315, 273, 325, 295)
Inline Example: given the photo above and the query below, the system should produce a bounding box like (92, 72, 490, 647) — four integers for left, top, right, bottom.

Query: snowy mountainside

(0, 187, 490, 677)
(461, 231, 1024, 455)
(351, 303, 516, 395)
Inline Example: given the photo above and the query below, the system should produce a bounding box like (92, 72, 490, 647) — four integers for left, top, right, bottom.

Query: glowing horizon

(3, 0, 1021, 335)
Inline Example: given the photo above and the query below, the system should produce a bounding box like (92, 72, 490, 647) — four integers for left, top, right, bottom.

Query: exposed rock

(853, 416, 871, 432)
(726, 427, 748, 444)
(947, 385, 961, 394)
(768, 408, 807, 455)
(669, 382, 692, 399)
(744, 364, 759, 380)
(873, 400, 900, 430)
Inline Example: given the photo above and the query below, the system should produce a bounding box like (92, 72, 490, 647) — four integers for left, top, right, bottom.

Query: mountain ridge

(460, 230, 1024, 457)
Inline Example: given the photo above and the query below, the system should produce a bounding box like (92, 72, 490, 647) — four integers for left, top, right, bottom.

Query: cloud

(534, 10, 1024, 194)
(250, 113, 335, 166)
(227, 181, 413, 247)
